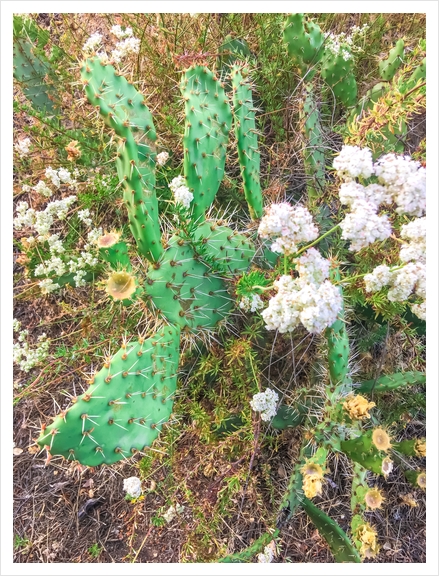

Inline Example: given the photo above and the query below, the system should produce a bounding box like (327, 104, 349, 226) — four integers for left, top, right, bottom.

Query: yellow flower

(417, 472, 426, 490)
(106, 271, 137, 301)
(343, 394, 375, 420)
(415, 439, 426, 457)
(301, 462, 325, 499)
(364, 488, 385, 510)
(354, 521, 380, 559)
(372, 428, 392, 451)
(65, 140, 81, 161)
(97, 231, 121, 248)
(399, 493, 418, 508)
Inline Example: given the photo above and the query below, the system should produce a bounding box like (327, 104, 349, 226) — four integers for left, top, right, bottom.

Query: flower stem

(295, 223, 341, 257)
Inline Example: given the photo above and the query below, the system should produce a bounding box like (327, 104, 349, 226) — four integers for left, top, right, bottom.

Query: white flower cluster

(333, 146, 374, 180)
(374, 154, 426, 217)
(364, 261, 426, 320)
(295, 247, 330, 286)
(33, 180, 53, 198)
(339, 199, 392, 252)
(123, 477, 142, 499)
(334, 146, 426, 251)
(82, 32, 103, 53)
(262, 257, 342, 334)
(399, 217, 426, 264)
(257, 545, 274, 563)
(112, 36, 141, 63)
(13, 320, 50, 373)
(78, 209, 93, 226)
(258, 203, 319, 255)
(14, 138, 31, 157)
(250, 388, 279, 422)
(45, 166, 76, 188)
(239, 294, 264, 313)
(156, 151, 169, 166)
(14, 196, 78, 238)
(110, 25, 133, 39)
(169, 176, 193, 208)
(324, 25, 369, 59)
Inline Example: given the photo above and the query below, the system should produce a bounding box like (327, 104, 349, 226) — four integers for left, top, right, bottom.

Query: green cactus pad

(230, 64, 263, 219)
(99, 241, 131, 270)
(340, 430, 389, 475)
(325, 268, 349, 391)
(81, 58, 162, 262)
(321, 49, 357, 107)
(379, 39, 404, 81)
(218, 35, 252, 80)
(37, 325, 181, 466)
(301, 497, 361, 563)
(300, 84, 326, 198)
(356, 371, 426, 394)
(218, 529, 279, 563)
(144, 233, 235, 330)
(180, 66, 232, 219)
(13, 17, 57, 113)
(405, 57, 426, 90)
(283, 13, 324, 77)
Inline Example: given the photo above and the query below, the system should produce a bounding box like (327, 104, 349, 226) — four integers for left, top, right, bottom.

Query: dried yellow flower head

(65, 140, 81, 161)
(97, 231, 121, 248)
(381, 457, 393, 477)
(372, 428, 392, 451)
(417, 472, 426, 490)
(343, 394, 375, 420)
(106, 271, 137, 301)
(399, 493, 418, 508)
(415, 439, 426, 457)
(301, 462, 325, 499)
(364, 488, 385, 510)
(355, 521, 380, 559)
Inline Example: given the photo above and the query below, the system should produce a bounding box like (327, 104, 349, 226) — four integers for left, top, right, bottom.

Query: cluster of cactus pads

(37, 53, 264, 465)
(32, 15, 426, 563)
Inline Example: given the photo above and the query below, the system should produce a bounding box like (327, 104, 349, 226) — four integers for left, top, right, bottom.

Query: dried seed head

(372, 428, 392, 451)
(300, 461, 325, 499)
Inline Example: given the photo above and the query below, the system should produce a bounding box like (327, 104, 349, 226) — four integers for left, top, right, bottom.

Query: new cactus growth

(356, 371, 426, 393)
(230, 64, 263, 219)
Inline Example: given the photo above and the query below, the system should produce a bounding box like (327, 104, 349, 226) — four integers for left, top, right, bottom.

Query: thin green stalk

(295, 223, 340, 257)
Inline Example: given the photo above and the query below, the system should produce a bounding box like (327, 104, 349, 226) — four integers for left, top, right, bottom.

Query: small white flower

(250, 388, 279, 421)
(257, 545, 274, 563)
(364, 265, 392, 292)
(173, 185, 193, 208)
(14, 138, 32, 157)
(38, 278, 60, 294)
(333, 145, 374, 180)
(83, 32, 103, 53)
(123, 477, 142, 498)
(156, 151, 169, 166)
(110, 24, 133, 39)
(33, 180, 53, 198)
(239, 294, 264, 313)
(111, 36, 140, 63)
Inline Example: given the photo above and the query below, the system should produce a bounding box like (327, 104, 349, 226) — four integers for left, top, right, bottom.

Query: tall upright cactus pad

(218, 35, 252, 81)
(321, 49, 357, 107)
(283, 13, 324, 78)
(301, 498, 361, 563)
(81, 58, 162, 262)
(13, 16, 57, 113)
(180, 66, 233, 220)
(356, 371, 426, 394)
(37, 325, 181, 466)
(325, 268, 349, 391)
(379, 39, 404, 81)
(405, 57, 426, 91)
(299, 84, 326, 198)
(230, 64, 263, 219)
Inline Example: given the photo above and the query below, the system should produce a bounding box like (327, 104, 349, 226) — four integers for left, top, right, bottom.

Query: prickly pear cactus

(38, 326, 181, 466)
(13, 15, 57, 113)
(379, 39, 405, 81)
(283, 13, 325, 78)
(321, 47, 357, 107)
